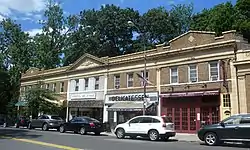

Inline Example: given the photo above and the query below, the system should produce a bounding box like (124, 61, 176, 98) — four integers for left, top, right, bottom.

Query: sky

(0, 0, 236, 36)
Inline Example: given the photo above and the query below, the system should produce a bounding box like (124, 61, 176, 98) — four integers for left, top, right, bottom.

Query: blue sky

(0, 0, 236, 36)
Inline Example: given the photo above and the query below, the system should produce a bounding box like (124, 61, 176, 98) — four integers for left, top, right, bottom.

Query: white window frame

(60, 82, 64, 92)
(75, 79, 79, 91)
(46, 83, 50, 90)
(84, 78, 89, 90)
(52, 83, 56, 92)
(114, 75, 120, 89)
(95, 77, 99, 90)
(127, 73, 134, 88)
(188, 64, 198, 83)
(209, 61, 220, 81)
(170, 67, 178, 84)
(141, 71, 149, 86)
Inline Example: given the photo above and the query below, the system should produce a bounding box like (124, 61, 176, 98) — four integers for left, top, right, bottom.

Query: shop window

(85, 78, 89, 90)
(223, 94, 231, 107)
(170, 67, 178, 84)
(141, 71, 149, 86)
(75, 79, 79, 91)
(95, 77, 99, 90)
(60, 82, 64, 92)
(189, 64, 197, 82)
(114, 75, 120, 89)
(209, 61, 219, 81)
(127, 73, 133, 87)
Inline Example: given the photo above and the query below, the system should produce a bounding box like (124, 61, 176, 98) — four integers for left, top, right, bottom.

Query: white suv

(114, 115, 176, 141)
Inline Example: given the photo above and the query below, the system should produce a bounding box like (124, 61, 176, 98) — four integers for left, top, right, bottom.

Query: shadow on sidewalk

(0, 128, 42, 139)
(121, 136, 178, 143)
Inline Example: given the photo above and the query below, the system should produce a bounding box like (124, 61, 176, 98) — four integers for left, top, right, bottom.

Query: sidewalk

(103, 132, 200, 142)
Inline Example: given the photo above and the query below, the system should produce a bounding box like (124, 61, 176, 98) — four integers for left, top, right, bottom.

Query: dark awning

(15, 101, 27, 107)
(107, 102, 144, 111)
(160, 90, 219, 98)
(68, 100, 104, 108)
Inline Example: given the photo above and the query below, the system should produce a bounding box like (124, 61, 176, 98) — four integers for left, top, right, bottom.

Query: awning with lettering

(160, 90, 219, 98)
(107, 102, 144, 111)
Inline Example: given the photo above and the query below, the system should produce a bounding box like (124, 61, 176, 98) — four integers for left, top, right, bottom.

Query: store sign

(106, 92, 158, 102)
(70, 93, 96, 99)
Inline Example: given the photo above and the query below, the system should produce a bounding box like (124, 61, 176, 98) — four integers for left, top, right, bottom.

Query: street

(0, 127, 249, 150)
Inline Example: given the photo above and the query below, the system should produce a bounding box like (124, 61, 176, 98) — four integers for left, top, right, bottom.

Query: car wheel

(80, 127, 86, 135)
(116, 128, 125, 139)
(42, 123, 48, 131)
(204, 132, 218, 146)
(59, 125, 65, 133)
(148, 130, 159, 141)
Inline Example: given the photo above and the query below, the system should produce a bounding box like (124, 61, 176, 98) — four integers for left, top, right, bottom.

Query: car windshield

(162, 116, 172, 123)
(222, 115, 241, 124)
(51, 116, 62, 120)
(84, 117, 99, 122)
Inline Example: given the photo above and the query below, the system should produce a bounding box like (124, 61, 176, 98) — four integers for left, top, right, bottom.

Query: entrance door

(200, 107, 220, 126)
(164, 107, 199, 133)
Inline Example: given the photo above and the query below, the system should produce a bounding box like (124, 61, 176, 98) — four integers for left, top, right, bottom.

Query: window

(189, 64, 197, 82)
(52, 83, 56, 92)
(127, 73, 133, 87)
(129, 117, 142, 124)
(170, 67, 178, 83)
(223, 116, 242, 125)
(95, 77, 99, 90)
(114, 75, 120, 89)
(60, 82, 64, 92)
(209, 61, 219, 81)
(223, 94, 231, 107)
(84, 78, 89, 90)
(240, 116, 250, 124)
(46, 84, 50, 90)
(75, 79, 79, 91)
(141, 71, 149, 86)
(140, 117, 153, 123)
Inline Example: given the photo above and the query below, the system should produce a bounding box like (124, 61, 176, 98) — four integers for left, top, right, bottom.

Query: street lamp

(128, 21, 147, 116)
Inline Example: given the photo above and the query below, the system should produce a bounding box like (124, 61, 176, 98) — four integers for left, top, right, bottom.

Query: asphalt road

(0, 127, 249, 150)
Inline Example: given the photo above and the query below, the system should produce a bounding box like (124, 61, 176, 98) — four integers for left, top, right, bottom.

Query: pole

(143, 34, 146, 116)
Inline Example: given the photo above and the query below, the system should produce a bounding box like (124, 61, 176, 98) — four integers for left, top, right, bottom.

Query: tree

(33, 0, 78, 69)
(25, 85, 61, 118)
(190, 2, 235, 36)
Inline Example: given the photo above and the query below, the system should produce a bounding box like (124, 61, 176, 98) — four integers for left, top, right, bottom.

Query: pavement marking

(0, 136, 83, 150)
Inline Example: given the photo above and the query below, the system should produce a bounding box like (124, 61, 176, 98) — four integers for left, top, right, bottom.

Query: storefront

(68, 92, 104, 121)
(103, 92, 159, 130)
(160, 90, 220, 133)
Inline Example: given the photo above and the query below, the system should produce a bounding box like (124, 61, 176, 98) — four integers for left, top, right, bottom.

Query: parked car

(114, 115, 176, 141)
(59, 116, 104, 135)
(197, 114, 250, 146)
(28, 115, 64, 131)
(15, 116, 30, 128)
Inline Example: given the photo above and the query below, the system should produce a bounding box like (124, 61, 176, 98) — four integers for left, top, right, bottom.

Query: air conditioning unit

(211, 75, 218, 81)
(190, 77, 197, 82)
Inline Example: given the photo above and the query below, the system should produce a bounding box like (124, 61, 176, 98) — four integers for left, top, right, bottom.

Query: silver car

(28, 115, 64, 131)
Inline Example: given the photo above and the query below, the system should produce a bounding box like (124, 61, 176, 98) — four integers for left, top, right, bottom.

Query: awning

(15, 101, 27, 107)
(107, 102, 144, 111)
(160, 90, 219, 98)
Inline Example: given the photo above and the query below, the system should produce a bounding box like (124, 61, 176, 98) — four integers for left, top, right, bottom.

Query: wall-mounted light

(201, 83, 207, 88)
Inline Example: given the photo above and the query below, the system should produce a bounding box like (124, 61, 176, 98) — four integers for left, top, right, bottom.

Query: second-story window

(209, 61, 219, 81)
(189, 64, 197, 82)
(60, 82, 64, 92)
(170, 67, 178, 84)
(85, 78, 89, 90)
(95, 77, 99, 90)
(52, 83, 56, 92)
(114, 75, 120, 89)
(141, 71, 149, 86)
(75, 79, 79, 91)
(127, 73, 133, 87)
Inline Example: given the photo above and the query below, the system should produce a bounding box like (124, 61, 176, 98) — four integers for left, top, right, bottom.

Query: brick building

(19, 30, 250, 133)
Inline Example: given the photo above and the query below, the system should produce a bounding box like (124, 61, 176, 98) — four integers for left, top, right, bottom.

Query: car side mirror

(128, 122, 130, 126)
(220, 122, 225, 127)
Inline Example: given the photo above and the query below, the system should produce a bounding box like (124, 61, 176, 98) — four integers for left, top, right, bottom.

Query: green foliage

(25, 85, 61, 117)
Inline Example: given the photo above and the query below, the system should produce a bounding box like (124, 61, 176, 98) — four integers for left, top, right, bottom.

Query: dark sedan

(59, 116, 104, 135)
(197, 114, 250, 146)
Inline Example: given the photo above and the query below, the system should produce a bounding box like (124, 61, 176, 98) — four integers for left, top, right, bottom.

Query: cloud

(27, 28, 42, 37)
(0, 14, 5, 21)
(0, 0, 46, 21)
